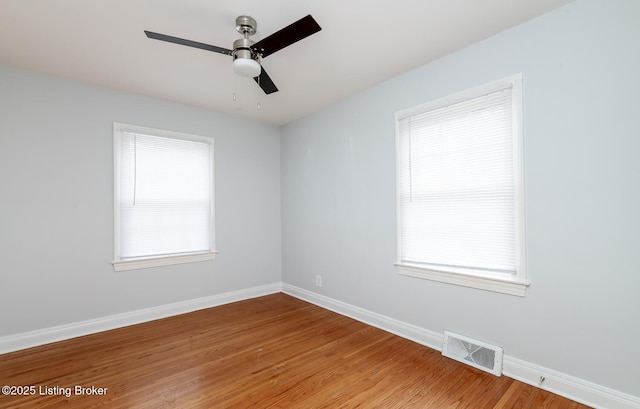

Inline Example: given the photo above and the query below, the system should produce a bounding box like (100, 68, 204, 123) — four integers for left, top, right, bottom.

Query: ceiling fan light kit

(232, 39, 261, 78)
(145, 14, 321, 94)
(233, 56, 261, 78)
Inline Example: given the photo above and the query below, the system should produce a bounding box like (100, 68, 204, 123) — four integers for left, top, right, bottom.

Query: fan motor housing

(232, 37, 260, 62)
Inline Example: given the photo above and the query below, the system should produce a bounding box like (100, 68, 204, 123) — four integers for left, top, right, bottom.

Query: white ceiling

(0, 0, 572, 126)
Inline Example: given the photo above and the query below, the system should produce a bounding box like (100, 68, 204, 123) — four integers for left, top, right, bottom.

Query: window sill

(395, 262, 529, 297)
(113, 251, 217, 272)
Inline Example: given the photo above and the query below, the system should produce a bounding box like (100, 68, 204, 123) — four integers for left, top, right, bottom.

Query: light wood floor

(0, 293, 590, 408)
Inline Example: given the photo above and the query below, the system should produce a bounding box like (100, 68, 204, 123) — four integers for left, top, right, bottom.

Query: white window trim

(395, 74, 528, 297)
(113, 252, 216, 272)
(112, 122, 217, 272)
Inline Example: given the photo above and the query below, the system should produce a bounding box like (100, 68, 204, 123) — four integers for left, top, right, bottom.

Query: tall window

(395, 74, 527, 296)
(113, 123, 216, 271)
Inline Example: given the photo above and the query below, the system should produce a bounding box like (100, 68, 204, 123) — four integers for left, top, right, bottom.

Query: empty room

(0, 0, 638, 408)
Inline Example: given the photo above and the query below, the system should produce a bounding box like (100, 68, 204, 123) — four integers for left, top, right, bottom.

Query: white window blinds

(397, 78, 523, 277)
(115, 126, 214, 263)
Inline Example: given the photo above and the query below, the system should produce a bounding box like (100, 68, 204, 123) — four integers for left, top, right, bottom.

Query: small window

(113, 123, 216, 271)
(395, 74, 528, 296)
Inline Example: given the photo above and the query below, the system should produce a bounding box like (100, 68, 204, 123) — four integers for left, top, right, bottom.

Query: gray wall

(281, 0, 640, 397)
(0, 64, 282, 335)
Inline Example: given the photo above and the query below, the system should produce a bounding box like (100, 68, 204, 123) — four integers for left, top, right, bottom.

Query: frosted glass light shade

(233, 58, 261, 78)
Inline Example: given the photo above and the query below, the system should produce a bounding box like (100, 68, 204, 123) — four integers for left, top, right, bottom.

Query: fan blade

(254, 67, 278, 94)
(252, 15, 321, 58)
(145, 31, 233, 55)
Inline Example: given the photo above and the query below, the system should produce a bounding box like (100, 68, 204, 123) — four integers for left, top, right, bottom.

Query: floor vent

(442, 331, 503, 376)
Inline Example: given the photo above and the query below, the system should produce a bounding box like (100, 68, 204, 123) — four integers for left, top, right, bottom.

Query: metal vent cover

(442, 331, 503, 376)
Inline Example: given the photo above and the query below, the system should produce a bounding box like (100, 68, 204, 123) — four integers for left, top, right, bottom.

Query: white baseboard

(503, 355, 640, 409)
(282, 283, 640, 409)
(281, 284, 442, 350)
(0, 282, 282, 355)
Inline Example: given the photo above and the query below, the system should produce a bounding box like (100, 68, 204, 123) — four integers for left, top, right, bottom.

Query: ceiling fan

(144, 14, 321, 95)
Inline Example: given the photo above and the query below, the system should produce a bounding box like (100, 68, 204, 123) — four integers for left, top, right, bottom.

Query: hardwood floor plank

(0, 293, 591, 408)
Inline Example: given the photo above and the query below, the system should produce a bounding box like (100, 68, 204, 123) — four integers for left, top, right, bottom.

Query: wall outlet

(315, 275, 322, 287)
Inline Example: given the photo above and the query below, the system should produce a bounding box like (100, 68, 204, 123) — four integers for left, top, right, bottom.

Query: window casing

(395, 74, 528, 296)
(113, 123, 216, 271)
